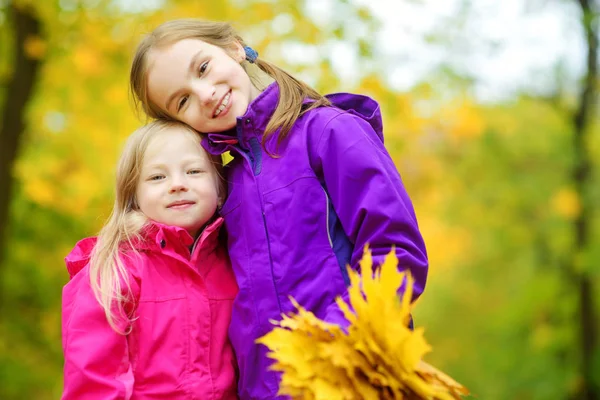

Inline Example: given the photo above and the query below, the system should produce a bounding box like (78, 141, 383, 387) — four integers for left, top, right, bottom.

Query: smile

(167, 200, 195, 209)
(213, 91, 231, 117)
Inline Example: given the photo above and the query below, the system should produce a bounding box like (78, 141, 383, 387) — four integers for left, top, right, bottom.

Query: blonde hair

(90, 120, 224, 332)
(129, 19, 331, 150)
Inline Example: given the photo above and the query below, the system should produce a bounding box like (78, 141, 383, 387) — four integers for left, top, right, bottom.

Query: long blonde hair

(129, 19, 331, 149)
(90, 120, 224, 332)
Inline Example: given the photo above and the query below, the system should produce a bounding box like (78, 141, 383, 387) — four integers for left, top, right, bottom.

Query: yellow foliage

(551, 187, 581, 219)
(441, 99, 485, 140)
(258, 247, 468, 400)
(418, 216, 472, 273)
(249, 3, 276, 21)
(104, 85, 129, 104)
(73, 46, 105, 76)
(63, 168, 100, 217)
(23, 176, 57, 207)
(23, 35, 47, 60)
(383, 95, 427, 139)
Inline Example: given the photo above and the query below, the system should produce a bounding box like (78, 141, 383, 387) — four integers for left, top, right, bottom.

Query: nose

(169, 175, 189, 194)
(192, 80, 216, 106)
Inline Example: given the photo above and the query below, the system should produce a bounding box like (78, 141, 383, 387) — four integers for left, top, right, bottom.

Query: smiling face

(146, 38, 261, 133)
(136, 125, 221, 237)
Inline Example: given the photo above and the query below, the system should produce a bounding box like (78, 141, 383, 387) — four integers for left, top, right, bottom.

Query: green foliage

(412, 96, 599, 399)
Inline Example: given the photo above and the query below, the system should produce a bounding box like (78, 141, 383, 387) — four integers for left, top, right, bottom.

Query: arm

(312, 112, 428, 328)
(61, 268, 138, 400)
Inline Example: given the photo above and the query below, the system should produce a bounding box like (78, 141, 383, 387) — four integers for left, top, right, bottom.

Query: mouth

(213, 90, 232, 118)
(167, 200, 196, 209)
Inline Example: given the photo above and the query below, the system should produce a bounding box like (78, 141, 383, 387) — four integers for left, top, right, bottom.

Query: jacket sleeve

(311, 111, 429, 329)
(61, 266, 139, 399)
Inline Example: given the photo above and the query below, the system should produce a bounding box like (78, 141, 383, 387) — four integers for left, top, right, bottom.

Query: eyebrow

(164, 49, 203, 112)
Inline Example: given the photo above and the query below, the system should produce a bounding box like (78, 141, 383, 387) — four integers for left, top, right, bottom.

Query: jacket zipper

(322, 187, 333, 248)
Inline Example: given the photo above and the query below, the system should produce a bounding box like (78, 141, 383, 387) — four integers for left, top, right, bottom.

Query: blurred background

(0, 0, 598, 399)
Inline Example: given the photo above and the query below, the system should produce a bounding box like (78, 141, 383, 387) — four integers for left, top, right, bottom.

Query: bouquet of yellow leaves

(257, 247, 469, 400)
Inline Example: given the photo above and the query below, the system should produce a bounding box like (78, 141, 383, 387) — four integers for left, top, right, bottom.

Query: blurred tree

(570, 1, 598, 399)
(0, 3, 42, 268)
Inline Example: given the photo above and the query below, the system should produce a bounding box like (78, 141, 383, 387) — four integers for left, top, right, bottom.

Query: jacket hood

(65, 237, 97, 279)
(324, 92, 384, 143)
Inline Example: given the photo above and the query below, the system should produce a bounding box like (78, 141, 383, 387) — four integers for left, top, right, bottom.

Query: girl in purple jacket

(130, 19, 429, 400)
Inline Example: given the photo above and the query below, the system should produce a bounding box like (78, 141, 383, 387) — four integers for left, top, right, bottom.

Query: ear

(231, 41, 246, 63)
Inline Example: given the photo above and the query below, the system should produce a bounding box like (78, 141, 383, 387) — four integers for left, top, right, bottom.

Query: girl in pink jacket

(61, 120, 238, 399)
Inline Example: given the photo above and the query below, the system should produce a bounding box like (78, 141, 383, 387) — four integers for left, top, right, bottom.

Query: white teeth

(214, 92, 231, 117)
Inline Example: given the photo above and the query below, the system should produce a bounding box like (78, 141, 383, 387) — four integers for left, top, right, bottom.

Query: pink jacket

(61, 218, 239, 399)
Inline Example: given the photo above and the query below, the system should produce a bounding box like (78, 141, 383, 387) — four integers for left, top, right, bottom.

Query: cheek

(136, 186, 156, 214)
(205, 183, 220, 201)
(225, 63, 246, 85)
(183, 109, 205, 131)
(198, 183, 220, 208)
(211, 179, 224, 201)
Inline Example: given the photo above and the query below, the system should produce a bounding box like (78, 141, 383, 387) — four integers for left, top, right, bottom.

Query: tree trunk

(572, 0, 598, 399)
(0, 5, 42, 266)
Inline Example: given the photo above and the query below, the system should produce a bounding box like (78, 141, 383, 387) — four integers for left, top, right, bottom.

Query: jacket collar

(141, 216, 224, 254)
(64, 217, 224, 279)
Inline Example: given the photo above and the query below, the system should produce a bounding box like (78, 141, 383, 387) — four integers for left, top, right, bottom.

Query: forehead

(151, 38, 211, 61)
(143, 127, 207, 164)
(147, 38, 230, 78)
(146, 39, 226, 109)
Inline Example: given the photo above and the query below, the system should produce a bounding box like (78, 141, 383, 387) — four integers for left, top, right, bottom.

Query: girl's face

(146, 38, 261, 133)
(136, 126, 221, 238)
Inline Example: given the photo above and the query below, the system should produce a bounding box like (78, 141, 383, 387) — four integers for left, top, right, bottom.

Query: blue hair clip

(244, 46, 258, 63)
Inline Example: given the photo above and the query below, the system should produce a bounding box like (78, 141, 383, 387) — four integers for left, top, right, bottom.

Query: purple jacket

(203, 83, 428, 399)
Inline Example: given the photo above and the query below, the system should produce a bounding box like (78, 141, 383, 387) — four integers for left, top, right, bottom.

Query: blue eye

(149, 175, 164, 181)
